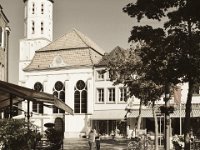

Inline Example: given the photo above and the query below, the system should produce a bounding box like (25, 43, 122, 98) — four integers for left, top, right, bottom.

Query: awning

(127, 109, 153, 118)
(171, 109, 200, 118)
(90, 109, 126, 120)
(127, 108, 200, 118)
(0, 80, 73, 115)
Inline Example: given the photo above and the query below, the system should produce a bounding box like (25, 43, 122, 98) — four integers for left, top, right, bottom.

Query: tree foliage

(122, 0, 200, 149)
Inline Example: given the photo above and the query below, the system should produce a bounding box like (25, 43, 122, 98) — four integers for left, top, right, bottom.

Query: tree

(106, 46, 164, 150)
(123, 0, 200, 149)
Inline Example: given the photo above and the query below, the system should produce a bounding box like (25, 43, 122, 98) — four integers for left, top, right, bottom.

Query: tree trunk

(184, 80, 194, 150)
(137, 100, 142, 135)
(152, 102, 159, 150)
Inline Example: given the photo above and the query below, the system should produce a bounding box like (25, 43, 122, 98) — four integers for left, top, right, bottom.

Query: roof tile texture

(25, 29, 105, 71)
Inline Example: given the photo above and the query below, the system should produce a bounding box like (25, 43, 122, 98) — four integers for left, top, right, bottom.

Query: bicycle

(127, 134, 154, 150)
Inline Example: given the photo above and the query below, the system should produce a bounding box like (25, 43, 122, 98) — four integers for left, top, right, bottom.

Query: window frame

(74, 80, 87, 114)
(119, 87, 127, 103)
(96, 88, 104, 103)
(107, 88, 115, 103)
(53, 81, 65, 114)
(33, 82, 44, 114)
(96, 70, 105, 81)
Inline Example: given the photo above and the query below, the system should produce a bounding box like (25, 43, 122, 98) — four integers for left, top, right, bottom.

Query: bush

(45, 127, 63, 150)
(0, 119, 38, 150)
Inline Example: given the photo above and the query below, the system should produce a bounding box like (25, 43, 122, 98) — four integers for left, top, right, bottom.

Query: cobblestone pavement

(63, 138, 166, 150)
(63, 138, 128, 150)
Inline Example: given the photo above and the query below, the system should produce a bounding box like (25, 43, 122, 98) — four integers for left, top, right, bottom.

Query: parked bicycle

(127, 134, 154, 150)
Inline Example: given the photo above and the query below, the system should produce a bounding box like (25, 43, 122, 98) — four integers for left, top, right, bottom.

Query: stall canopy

(0, 80, 73, 115)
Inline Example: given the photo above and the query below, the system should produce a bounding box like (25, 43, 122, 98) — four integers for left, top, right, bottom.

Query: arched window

(41, 22, 44, 34)
(74, 80, 87, 113)
(33, 82, 43, 114)
(32, 21, 35, 34)
(53, 81, 65, 113)
(41, 3, 44, 14)
(32, 3, 35, 14)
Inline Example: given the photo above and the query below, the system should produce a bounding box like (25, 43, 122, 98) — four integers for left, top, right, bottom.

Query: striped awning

(90, 109, 127, 120)
(127, 109, 154, 118)
(127, 108, 200, 118)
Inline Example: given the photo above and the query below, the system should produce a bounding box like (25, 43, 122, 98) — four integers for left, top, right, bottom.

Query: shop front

(90, 109, 127, 137)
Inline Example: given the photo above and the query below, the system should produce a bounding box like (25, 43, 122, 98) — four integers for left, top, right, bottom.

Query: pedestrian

(88, 129, 95, 150)
(95, 131, 101, 150)
(111, 130, 115, 140)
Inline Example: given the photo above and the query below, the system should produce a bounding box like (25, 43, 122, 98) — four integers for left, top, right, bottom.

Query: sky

(0, 0, 138, 84)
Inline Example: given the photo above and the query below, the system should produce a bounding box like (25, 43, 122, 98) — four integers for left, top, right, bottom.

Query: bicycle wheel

(127, 141, 140, 150)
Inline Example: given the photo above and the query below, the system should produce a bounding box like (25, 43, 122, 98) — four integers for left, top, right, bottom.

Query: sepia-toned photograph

(0, 0, 200, 150)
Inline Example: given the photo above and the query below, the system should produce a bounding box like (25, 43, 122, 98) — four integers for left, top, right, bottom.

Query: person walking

(95, 131, 101, 150)
(88, 129, 95, 150)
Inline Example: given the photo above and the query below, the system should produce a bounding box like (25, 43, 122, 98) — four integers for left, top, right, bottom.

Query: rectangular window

(33, 102, 43, 114)
(96, 70, 104, 80)
(119, 88, 127, 102)
(108, 88, 115, 102)
(97, 88, 104, 103)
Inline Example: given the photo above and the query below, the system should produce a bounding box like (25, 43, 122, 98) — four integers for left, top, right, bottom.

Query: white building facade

(19, 0, 53, 85)
(18, 0, 129, 138)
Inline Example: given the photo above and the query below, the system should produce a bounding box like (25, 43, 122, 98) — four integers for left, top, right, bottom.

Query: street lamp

(161, 84, 174, 150)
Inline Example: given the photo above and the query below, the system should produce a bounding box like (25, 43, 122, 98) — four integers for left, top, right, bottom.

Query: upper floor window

(74, 80, 87, 113)
(41, 3, 44, 14)
(119, 87, 127, 102)
(32, 3, 35, 14)
(41, 22, 44, 34)
(96, 70, 104, 80)
(53, 81, 65, 113)
(97, 88, 104, 103)
(108, 88, 115, 102)
(33, 82, 44, 114)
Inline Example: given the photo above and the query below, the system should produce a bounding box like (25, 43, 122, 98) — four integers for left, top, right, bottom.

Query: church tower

(19, 0, 53, 83)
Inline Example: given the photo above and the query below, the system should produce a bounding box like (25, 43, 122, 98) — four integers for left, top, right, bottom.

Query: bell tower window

(32, 21, 35, 34)
(32, 3, 35, 14)
(41, 3, 44, 14)
(41, 22, 44, 34)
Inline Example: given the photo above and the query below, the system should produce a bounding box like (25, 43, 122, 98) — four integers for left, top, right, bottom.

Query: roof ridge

(73, 29, 94, 64)
(73, 28, 105, 55)
(73, 28, 90, 48)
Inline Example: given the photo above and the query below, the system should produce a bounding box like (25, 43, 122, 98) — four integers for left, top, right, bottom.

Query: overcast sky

(0, 0, 139, 83)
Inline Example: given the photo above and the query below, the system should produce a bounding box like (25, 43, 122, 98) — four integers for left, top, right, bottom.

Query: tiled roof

(24, 29, 105, 71)
(38, 28, 105, 55)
